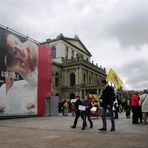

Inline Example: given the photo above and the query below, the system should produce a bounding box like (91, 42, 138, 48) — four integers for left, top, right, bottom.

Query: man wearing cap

(98, 80, 115, 132)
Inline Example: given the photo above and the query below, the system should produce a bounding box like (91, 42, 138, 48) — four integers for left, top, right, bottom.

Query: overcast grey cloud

(0, 0, 148, 90)
(105, 0, 148, 47)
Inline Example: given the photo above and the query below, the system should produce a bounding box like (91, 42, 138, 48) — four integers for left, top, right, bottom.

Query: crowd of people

(131, 91, 148, 125)
(59, 80, 117, 131)
(58, 81, 148, 132)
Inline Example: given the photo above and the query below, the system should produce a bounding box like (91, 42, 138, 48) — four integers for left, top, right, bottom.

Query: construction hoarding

(0, 25, 51, 116)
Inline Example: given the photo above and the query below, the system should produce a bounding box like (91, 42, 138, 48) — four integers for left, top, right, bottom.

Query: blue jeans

(63, 108, 68, 116)
(101, 107, 115, 129)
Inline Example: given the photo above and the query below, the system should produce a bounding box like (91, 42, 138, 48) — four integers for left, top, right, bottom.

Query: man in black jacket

(71, 96, 85, 129)
(99, 80, 115, 132)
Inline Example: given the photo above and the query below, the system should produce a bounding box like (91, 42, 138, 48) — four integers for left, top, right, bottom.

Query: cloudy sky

(0, 0, 148, 91)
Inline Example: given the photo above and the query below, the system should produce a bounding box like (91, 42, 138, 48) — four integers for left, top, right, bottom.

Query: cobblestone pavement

(0, 112, 148, 148)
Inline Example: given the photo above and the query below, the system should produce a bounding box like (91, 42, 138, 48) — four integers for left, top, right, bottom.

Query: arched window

(51, 46, 56, 58)
(70, 73, 75, 86)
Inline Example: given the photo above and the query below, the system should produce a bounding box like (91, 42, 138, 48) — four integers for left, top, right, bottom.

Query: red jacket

(131, 95, 139, 106)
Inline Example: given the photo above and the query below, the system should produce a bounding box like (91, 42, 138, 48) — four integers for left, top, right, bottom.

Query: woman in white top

(140, 93, 148, 124)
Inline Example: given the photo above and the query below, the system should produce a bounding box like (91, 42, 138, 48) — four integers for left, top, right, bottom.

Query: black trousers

(131, 106, 139, 123)
(83, 111, 93, 128)
(73, 110, 84, 127)
(138, 106, 143, 122)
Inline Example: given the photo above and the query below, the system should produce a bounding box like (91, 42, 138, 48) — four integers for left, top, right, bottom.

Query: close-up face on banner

(0, 26, 51, 116)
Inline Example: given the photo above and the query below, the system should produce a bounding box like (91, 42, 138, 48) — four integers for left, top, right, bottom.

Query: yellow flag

(106, 68, 123, 89)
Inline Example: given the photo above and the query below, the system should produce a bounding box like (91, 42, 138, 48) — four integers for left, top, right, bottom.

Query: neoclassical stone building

(43, 34, 106, 100)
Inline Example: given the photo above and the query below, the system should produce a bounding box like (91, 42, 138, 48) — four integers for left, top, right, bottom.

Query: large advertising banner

(0, 26, 51, 116)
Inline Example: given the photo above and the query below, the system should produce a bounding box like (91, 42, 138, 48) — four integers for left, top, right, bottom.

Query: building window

(51, 46, 56, 58)
(55, 72, 59, 87)
(76, 53, 80, 58)
(55, 77, 58, 87)
(71, 50, 74, 59)
(79, 54, 83, 59)
(65, 46, 69, 59)
(55, 93, 59, 96)
(70, 73, 75, 86)
(83, 73, 86, 84)
(89, 75, 91, 84)
(94, 76, 96, 84)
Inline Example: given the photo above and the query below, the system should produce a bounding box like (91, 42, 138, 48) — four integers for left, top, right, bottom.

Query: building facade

(43, 34, 106, 100)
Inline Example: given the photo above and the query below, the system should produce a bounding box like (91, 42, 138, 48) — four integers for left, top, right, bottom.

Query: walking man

(98, 80, 115, 132)
(71, 96, 85, 129)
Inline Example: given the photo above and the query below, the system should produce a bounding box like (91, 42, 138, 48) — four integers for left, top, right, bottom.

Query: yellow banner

(106, 68, 123, 89)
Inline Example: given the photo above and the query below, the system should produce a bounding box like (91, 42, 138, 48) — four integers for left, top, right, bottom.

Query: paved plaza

(0, 112, 148, 148)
